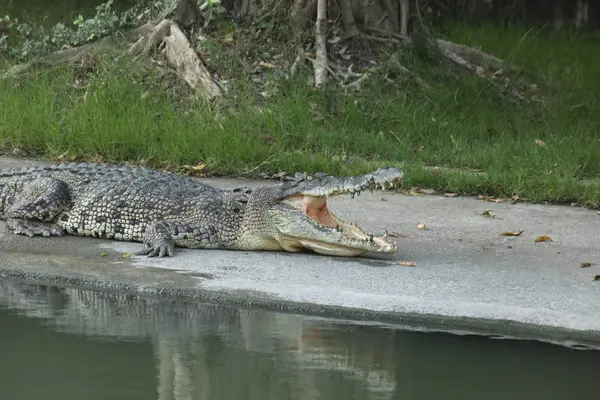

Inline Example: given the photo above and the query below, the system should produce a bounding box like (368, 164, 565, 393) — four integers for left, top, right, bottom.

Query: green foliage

(0, 0, 148, 61)
(0, 0, 231, 61)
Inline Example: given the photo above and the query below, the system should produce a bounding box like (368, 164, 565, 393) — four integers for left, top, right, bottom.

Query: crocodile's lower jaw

(280, 195, 397, 256)
(295, 239, 368, 256)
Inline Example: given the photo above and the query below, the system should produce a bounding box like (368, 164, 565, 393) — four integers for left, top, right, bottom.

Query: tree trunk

(314, 0, 328, 87)
(575, 0, 589, 29)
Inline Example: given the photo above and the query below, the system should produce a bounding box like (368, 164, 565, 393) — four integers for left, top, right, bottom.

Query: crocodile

(0, 163, 403, 257)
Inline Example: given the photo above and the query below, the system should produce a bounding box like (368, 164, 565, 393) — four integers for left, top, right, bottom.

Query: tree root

(128, 19, 222, 100)
(342, 72, 370, 90)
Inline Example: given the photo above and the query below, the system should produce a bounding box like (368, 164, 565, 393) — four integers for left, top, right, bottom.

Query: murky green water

(0, 280, 599, 400)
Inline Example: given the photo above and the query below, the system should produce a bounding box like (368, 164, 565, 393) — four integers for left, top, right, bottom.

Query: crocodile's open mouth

(280, 194, 397, 256)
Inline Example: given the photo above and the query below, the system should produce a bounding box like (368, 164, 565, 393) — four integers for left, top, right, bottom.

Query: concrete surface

(1, 156, 599, 347)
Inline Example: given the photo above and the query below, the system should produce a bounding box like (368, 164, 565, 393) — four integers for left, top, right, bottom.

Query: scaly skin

(0, 163, 403, 257)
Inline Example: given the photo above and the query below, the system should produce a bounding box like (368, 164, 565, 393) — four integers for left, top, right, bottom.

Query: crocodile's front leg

(135, 220, 220, 258)
(5, 178, 71, 237)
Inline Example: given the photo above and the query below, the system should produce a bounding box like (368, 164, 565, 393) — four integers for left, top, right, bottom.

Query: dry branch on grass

(434, 38, 520, 76)
(129, 19, 222, 100)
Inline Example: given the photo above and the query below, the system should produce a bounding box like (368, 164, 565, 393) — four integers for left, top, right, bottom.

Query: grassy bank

(1, 23, 599, 207)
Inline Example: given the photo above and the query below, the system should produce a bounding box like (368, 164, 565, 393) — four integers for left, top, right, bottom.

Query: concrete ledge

(1, 156, 599, 347)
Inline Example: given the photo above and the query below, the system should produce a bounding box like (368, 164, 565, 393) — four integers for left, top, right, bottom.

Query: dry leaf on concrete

(482, 209, 496, 218)
(388, 231, 408, 238)
(500, 230, 524, 236)
(534, 235, 553, 243)
(396, 261, 416, 267)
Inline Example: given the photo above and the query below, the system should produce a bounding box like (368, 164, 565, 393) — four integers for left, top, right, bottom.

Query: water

(0, 280, 598, 400)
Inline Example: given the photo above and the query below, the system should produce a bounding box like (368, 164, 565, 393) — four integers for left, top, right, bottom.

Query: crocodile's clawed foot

(6, 219, 66, 238)
(135, 240, 175, 258)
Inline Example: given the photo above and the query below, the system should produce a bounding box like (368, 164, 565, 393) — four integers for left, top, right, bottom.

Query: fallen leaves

(220, 31, 235, 44)
(408, 187, 436, 196)
(534, 139, 546, 147)
(581, 262, 599, 282)
(388, 231, 408, 238)
(396, 261, 416, 267)
(180, 162, 206, 176)
(444, 192, 458, 197)
(417, 223, 426, 230)
(475, 194, 527, 204)
(482, 209, 496, 218)
(510, 195, 527, 203)
(477, 195, 504, 203)
(500, 230, 525, 236)
(258, 61, 276, 69)
(121, 253, 132, 259)
(419, 188, 436, 195)
(534, 235, 553, 243)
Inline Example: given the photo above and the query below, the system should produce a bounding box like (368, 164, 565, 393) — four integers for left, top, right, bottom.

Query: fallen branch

(435, 38, 520, 73)
(128, 19, 222, 100)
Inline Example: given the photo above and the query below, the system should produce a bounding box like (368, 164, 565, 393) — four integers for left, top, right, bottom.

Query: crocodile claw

(135, 241, 175, 258)
(6, 219, 66, 238)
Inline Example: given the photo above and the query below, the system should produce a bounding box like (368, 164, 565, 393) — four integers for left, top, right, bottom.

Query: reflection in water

(0, 280, 599, 400)
(0, 280, 396, 400)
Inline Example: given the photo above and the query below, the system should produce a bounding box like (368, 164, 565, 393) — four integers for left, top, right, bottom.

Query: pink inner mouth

(301, 196, 336, 226)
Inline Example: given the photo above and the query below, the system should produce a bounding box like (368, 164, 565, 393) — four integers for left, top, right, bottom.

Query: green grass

(0, 23, 599, 207)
